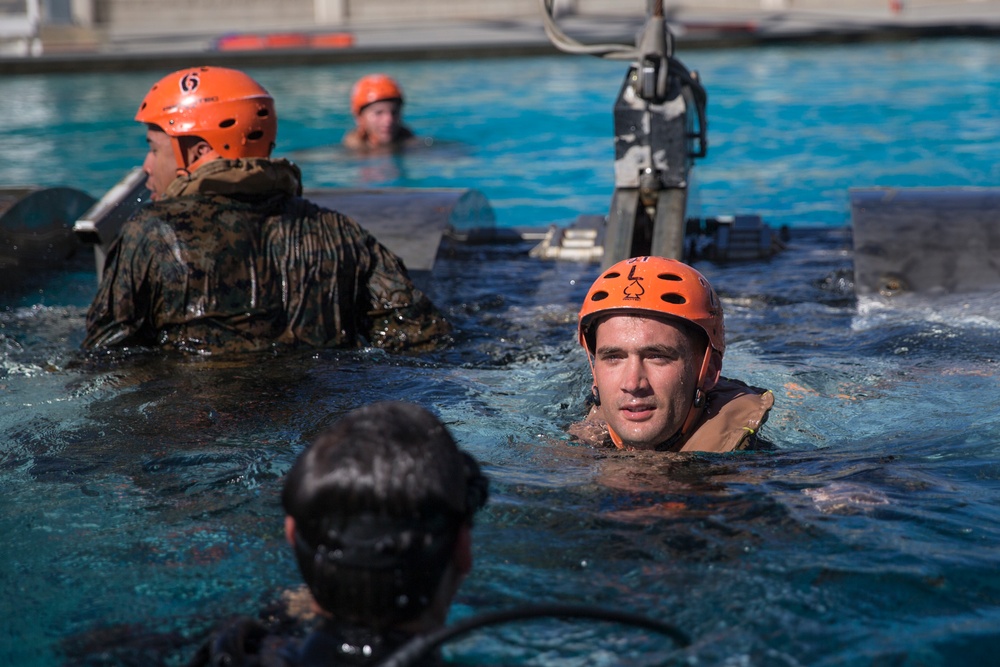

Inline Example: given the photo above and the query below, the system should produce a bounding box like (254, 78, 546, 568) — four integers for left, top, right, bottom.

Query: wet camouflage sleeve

(359, 224, 452, 352)
(265, 199, 450, 352)
(82, 212, 173, 350)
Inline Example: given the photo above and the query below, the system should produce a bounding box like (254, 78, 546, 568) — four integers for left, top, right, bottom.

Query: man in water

(84, 66, 448, 354)
(189, 401, 489, 665)
(570, 256, 774, 452)
(342, 74, 418, 152)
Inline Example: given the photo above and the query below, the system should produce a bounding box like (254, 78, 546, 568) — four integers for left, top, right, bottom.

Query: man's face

(142, 127, 178, 201)
(356, 100, 402, 147)
(592, 314, 703, 450)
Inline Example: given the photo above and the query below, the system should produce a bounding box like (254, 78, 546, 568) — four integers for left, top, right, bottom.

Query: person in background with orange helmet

(570, 256, 774, 453)
(342, 74, 417, 152)
(83, 66, 449, 355)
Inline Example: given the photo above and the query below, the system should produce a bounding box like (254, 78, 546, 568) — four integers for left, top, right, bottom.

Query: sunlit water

(2, 38, 1000, 666)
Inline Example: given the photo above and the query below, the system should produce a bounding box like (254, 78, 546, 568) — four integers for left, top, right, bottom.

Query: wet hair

(282, 401, 488, 630)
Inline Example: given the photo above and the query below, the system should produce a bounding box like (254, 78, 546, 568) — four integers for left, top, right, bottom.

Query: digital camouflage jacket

(83, 158, 450, 355)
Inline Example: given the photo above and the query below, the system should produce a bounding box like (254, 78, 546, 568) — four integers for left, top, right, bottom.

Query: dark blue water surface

(2, 38, 1000, 666)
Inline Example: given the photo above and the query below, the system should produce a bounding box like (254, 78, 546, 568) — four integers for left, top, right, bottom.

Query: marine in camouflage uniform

(83, 158, 449, 355)
(83, 65, 449, 356)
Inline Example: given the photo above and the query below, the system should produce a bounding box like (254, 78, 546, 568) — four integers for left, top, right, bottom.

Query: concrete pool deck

(3, 3, 1000, 74)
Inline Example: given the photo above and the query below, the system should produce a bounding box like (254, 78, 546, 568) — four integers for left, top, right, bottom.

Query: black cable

(376, 603, 690, 667)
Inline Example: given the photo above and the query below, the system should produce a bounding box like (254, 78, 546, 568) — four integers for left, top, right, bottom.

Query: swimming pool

(2, 37, 1000, 665)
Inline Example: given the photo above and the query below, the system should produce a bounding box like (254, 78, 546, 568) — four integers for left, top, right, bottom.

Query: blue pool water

(2, 38, 1000, 665)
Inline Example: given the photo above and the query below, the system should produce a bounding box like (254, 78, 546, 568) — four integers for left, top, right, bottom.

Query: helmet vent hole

(603, 272, 620, 279)
(257, 108, 270, 118)
(658, 273, 683, 282)
(218, 118, 236, 128)
(661, 293, 687, 305)
(247, 130, 264, 141)
(590, 290, 610, 302)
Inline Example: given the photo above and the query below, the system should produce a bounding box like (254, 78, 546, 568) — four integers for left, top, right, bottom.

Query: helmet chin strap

(608, 425, 626, 449)
(678, 346, 714, 439)
(585, 349, 627, 449)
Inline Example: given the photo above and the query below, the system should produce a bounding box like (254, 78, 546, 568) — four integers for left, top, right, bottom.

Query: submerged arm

(360, 233, 451, 352)
(82, 215, 163, 350)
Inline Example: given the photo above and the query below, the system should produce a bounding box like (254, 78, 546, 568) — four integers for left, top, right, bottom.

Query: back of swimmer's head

(282, 401, 488, 629)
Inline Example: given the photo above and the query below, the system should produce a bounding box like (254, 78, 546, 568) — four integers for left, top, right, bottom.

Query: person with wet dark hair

(189, 401, 488, 666)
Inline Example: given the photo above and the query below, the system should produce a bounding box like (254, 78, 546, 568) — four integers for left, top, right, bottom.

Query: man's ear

(193, 140, 213, 157)
(453, 524, 473, 576)
(284, 515, 297, 547)
(188, 140, 214, 164)
(702, 350, 723, 392)
(178, 137, 215, 169)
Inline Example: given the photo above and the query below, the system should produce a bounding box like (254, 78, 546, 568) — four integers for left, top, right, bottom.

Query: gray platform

(1, 186, 94, 272)
(305, 187, 495, 273)
(850, 187, 1000, 296)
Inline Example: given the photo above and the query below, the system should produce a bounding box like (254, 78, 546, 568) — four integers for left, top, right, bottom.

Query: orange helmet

(578, 256, 725, 357)
(350, 74, 404, 116)
(579, 256, 725, 445)
(135, 66, 277, 173)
